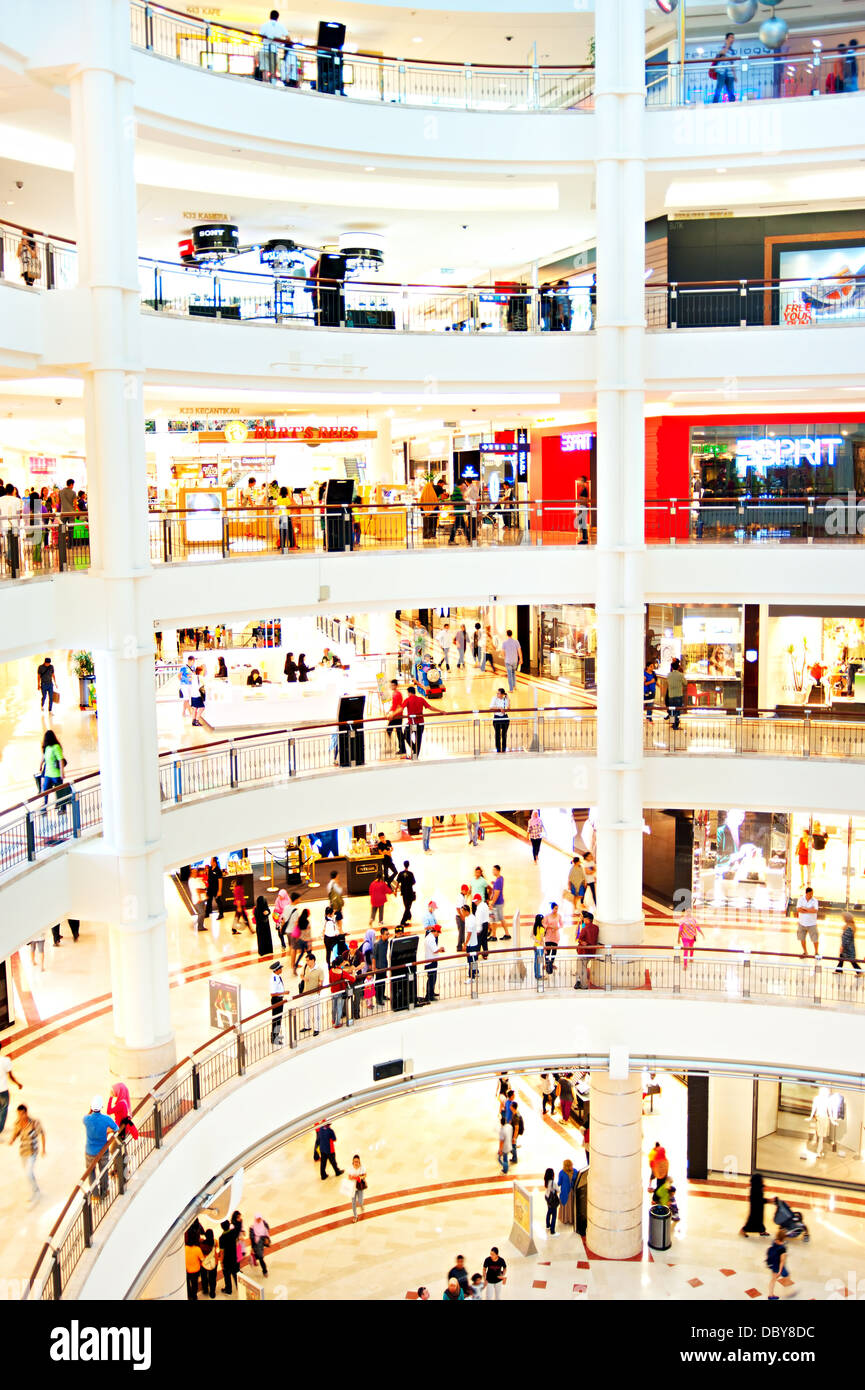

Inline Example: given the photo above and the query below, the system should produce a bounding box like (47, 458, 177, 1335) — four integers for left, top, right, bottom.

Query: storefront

(760, 605, 865, 715)
(710, 1075, 865, 1193)
(647, 603, 745, 711)
(538, 604, 596, 688)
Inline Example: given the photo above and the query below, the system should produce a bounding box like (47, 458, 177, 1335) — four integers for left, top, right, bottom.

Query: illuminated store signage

(479, 442, 517, 454)
(561, 432, 594, 453)
(735, 436, 844, 471)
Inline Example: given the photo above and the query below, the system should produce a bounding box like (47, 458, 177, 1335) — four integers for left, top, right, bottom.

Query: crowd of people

(0, 477, 88, 564)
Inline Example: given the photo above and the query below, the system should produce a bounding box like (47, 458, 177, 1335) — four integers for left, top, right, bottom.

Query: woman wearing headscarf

(558, 1157, 575, 1226)
(739, 1172, 769, 1238)
(254, 895, 273, 957)
(107, 1081, 131, 1125)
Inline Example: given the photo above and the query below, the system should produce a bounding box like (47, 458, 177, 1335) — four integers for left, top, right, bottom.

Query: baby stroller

(774, 1197, 810, 1243)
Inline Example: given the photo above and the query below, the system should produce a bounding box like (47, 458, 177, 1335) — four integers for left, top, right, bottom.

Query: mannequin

(810, 1087, 832, 1158)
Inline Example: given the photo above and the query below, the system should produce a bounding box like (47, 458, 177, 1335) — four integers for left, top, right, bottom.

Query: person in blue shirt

(643, 660, 658, 722)
(83, 1096, 118, 1198)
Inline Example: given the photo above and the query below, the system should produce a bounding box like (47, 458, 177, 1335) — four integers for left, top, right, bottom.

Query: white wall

(709, 1075, 753, 1176)
(70, 991, 865, 1299)
(0, 282, 44, 366)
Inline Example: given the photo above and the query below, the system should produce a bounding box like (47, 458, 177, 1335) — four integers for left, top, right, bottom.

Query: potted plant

(73, 650, 95, 710)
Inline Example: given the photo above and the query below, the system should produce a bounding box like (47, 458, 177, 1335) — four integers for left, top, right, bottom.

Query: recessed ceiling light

(716, 167, 727, 174)
(364, 166, 376, 172)
(412, 36, 423, 43)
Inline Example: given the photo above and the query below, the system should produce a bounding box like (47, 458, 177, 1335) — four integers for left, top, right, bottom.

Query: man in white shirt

(424, 925, 445, 1003)
(796, 886, 819, 957)
(259, 9, 288, 83)
(473, 893, 491, 957)
(438, 622, 452, 671)
(497, 1118, 513, 1174)
(269, 960, 286, 1045)
(465, 910, 480, 979)
(463, 478, 480, 542)
(0, 484, 21, 531)
(501, 629, 522, 693)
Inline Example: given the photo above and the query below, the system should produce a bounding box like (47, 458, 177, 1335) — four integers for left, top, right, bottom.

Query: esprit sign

(735, 436, 844, 471)
(561, 432, 594, 453)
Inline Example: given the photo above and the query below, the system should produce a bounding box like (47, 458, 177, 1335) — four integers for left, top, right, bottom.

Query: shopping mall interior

(2, 0, 865, 1322)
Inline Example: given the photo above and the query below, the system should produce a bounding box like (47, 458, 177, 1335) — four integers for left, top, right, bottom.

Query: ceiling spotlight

(364, 166, 376, 172)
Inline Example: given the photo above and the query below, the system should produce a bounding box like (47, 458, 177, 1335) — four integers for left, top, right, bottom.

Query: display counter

(346, 855, 383, 896)
(220, 862, 254, 912)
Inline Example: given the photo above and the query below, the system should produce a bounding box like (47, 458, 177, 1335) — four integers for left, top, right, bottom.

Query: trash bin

(648, 1203, 672, 1251)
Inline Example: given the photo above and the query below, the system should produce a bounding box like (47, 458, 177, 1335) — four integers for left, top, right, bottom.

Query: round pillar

(586, 1071, 643, 1259)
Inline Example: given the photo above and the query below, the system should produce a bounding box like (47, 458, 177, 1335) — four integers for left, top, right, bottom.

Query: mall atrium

(1, 0, 865, 1316)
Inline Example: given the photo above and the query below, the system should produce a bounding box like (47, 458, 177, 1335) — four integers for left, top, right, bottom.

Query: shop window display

(692, 810, 789, 914)
(539, 606, 596, 688)
(763, 610, 865, 712)
(648, 604, 743, 710)
(755, 1080, 865, 1191)
(689, 422, 865, 510)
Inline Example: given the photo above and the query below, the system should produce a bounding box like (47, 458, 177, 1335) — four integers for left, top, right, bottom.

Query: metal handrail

(26, 939, 865, 1300)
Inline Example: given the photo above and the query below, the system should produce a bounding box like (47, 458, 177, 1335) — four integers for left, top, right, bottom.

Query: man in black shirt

(205, 857, 224, 919)
(482, 1247, 507, 1299)
(36, 657, 55, 712)
(375, 833, 397, 884)
(219, 1219, 239, 1295)
(373, 927, 390, 1007)
(396, 860, 416, 928)
(447, 1255, 470, 1295)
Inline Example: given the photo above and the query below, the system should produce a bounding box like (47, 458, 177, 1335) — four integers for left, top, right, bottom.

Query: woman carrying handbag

(348, 1153, 368, 1222)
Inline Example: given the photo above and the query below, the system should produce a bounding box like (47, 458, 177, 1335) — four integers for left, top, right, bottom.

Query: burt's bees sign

(197, 425, 375, 443)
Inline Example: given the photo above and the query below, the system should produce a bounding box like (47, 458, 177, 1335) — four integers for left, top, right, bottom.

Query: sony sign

(735, 435, 844, 472)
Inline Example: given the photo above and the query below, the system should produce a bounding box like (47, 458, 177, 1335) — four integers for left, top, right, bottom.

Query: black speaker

(313, 253, 345, 326)
(389, 934, 418, 1012)
(373, 1059, 404, 1082)
(317, 21, 346, 48)
(323, 477, 354, 551)
(336, 694, 366, 767)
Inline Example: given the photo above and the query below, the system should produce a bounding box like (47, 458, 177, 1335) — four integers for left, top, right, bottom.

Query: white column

(368, 413, 394, 486)
(70, 0, 174, 1084)
(586, 1071, 643, 1258)
(137, 1228, 186, 1301)
(593, 0, 647, 944)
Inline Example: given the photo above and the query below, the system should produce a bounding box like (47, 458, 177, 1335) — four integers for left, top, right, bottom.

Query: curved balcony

(130, 1, 594, 116)
(8, 710, 865, 914)
(30, 942, 865, 1300)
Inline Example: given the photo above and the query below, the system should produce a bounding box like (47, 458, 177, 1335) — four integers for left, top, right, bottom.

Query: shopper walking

(543, 903, 561, 974)
(348, 1153, 367, 1221)
(544, 1166, 559, 1235)
(386, 679, 406, 756)
(252, 895, 273, 957)
(665, 658, 685, 730)
(0, 1044, 22, 1135)
(403, 684, 436, 758)
(219, 1220, 239, 1295)
(83, 1096, 117, 1199)
(9, 1104, 45, 1205)
(501, 630, 522, 693)
(205, 856, 224, 919)
(541, 1071, 556, 1116)
(36, 656, 56, 713)
(582, 852, 597, 909)
(739, 1172, 770, 1238)
(231, 880, 252, 936)
(200, 1231, 218, 1298)
(396, 860, 416, 927)
(373, 927, 390, 1007)
(643, 660, 658, 721)
(438, 622, 452, 670)
(448, 483, 470, 544)
(527, 809, 545, 862)
(421, 812, 434, 853)
(712, 32, 737, 103)
(424, 921, 445, 1002)
(491, 687, 510, 752)
(317, 1119, 343, 1180)
(39, 729, 66, 793)
(482, 1247, 507, 1300)
(676, 908, 702, 969)
(834, 912, 861, 975)
(454, 624, 467, 669)
(466, 810, 480, 847)
(298, 951, 323, 1035)
(269, 960, 286, 1045)
(497, 1114, 513, 1174)
(489, 865, 509, 939)
(472, 622, 484, 669)
(766, 1234, 794, 1300)
(250, 1215, 271, 1276)
(369, 871, 392, 926)
(532, 912, 545, 981)
(185, 1235, 205, 1299)
(796, 886, 819, 957)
